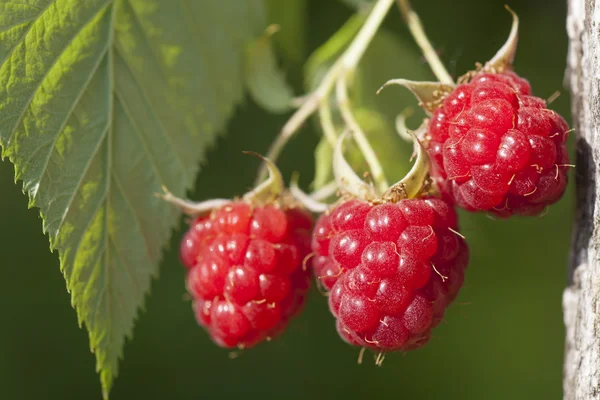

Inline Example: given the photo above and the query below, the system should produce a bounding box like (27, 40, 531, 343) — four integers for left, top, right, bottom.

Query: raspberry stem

(396, 0, 454, 85)
(255, 0, 396, 185)
(336, 74, 389, 193)
(158, 186, 231, 216)
(318, 98, 338, 147)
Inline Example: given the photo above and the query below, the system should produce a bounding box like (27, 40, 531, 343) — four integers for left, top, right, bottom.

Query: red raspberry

(180, 201, 313, 349)
(427, 71, 570, 217)
(312, 197, 468, 352)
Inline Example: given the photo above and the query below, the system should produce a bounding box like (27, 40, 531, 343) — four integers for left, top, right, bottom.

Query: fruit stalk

(336, 75, 389, 192)
(396, 0, 454, 85)
(255, 0, 396, 185)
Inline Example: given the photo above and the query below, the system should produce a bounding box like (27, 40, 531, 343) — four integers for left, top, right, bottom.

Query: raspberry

(312, 197, 469, 352)
(427, 71, 570, 217)
(180, 201, 313, 349)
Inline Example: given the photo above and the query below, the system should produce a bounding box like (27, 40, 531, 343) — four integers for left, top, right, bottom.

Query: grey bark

(564, 0, 600, 398)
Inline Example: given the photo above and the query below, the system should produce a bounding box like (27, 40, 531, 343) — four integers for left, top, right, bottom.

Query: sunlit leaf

(0, 0, 265, 397)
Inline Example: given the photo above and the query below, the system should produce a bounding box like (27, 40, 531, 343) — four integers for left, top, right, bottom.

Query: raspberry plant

(0, 0, 573, 398)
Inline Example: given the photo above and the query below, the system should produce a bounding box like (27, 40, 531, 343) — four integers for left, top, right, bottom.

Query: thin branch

(336, 73, 389, 193)
(396, 0, 454, 85)
(318, 98, 338, 147)
(255, 0, 396, 185)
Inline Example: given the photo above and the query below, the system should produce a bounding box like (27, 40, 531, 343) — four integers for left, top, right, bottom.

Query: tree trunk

(564, 0, 600, 398)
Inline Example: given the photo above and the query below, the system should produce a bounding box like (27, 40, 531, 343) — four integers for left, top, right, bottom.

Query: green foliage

(267, 0, 307, 64)
(305, 12, 430, 190)
(0, 0, 265, 397)
(338, 0, 374, 9)
(245, 27, 295, 114)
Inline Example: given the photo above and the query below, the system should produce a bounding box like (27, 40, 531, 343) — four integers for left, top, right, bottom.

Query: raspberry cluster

(174, 11, 570, 359)
(180, 201, 313, 349)
(427, 71, 570, 217)
(312, 198, 468, 352)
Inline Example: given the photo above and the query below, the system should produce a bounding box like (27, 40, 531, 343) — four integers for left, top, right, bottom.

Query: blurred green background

(0, 0, 572, 399)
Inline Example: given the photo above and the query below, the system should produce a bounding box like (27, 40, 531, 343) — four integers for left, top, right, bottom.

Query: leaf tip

(101, 370, 114, 400)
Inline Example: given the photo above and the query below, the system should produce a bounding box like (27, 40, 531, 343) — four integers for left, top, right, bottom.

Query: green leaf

(338, 0, 374, 10)
(305, 13, 431, 190)
(266, 0, 307, 64)
(244, 27, 295, 114)
(0, 0, 265, 397)
(304, 13, 366, 91)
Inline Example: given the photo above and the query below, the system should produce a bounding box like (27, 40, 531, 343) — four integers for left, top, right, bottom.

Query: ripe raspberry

(312, 197, 469, 352)
(427, 70, 570, 217)
(180, 201, 313, 349)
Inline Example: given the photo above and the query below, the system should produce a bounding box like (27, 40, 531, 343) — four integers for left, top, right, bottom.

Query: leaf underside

(0, 0, 264, 397)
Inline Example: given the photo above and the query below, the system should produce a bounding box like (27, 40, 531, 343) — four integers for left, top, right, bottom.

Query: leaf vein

(54, 122, 110, 239)
(101, 2, 117, 378)
(108, 233, 140, 300)
(90, 247, 107, 333)
(110, 169, 154, 261)
(4, 0, 111, 152)
(34, 42, 111, 205)
(112, 46, 188, 182)
(0, 0, 55, 66)
(113, 88, 167, 187)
